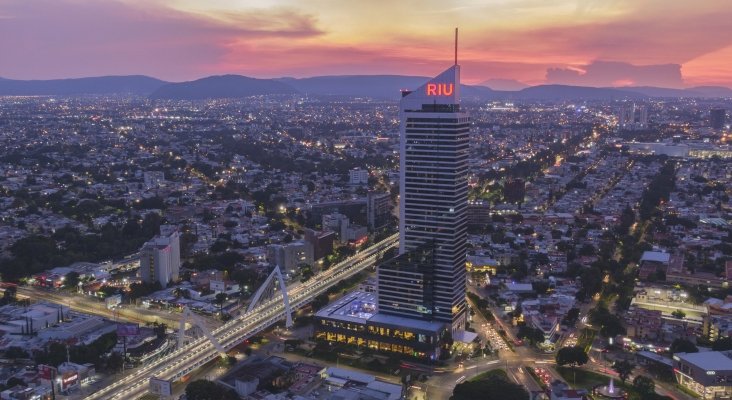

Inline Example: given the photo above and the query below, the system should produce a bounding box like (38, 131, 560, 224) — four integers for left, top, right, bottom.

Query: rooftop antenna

(454, 27, 458, 65)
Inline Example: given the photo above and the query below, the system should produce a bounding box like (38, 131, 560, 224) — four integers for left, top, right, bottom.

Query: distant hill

(686, 86, 732, 97)
(0, 73, 730, 100)
(278, 75, 427, 99)
(149, 75, 297, 99)
(0, 75, 167, 96)
(278, 75, 496, 100)
(481, 78, 529, 91)
(505, 85, 646, 100)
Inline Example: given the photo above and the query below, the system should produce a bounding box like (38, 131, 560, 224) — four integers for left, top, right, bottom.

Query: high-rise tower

(378, 40, 470, 332)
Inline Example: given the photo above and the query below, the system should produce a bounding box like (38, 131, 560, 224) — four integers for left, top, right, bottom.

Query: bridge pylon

(247, 265, 293, 328)
(177, 306, 227, 357)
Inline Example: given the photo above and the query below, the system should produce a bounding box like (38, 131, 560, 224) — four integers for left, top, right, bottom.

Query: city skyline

(1, 0, 731, 88)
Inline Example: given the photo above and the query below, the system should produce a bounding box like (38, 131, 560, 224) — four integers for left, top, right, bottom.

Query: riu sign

(426, 83, 454, 96)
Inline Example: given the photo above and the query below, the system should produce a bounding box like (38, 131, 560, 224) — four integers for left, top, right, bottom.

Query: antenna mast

(454, 27, 458, 65)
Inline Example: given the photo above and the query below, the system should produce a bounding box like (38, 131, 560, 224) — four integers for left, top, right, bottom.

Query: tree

(612, 360, 635, 383)
(672, 309, 686, 319)
(589, 305, 626, 338)
(562, 308, 580, 325)
(106, 352, 124, 372)
(517, 325, 545, 346)
(712, 336, 732, 351)
(0, 285, 17, 305)
(633, 375, 655, 396)
(556, 346, 589, 367)
(4, 346, 28, 359)
(4, 377, 25, 388)
(451, 375, 528, 400)
(153, 323, 167, 339)
(312, 293, 329, 311)
(670, 338, 698, 355)
(185, 380, 239, 400)
(214, 293, 227, 314)
(64, 271, 80, 290)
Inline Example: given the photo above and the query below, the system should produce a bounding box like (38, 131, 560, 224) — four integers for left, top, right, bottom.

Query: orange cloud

(0, 0, 730, 87)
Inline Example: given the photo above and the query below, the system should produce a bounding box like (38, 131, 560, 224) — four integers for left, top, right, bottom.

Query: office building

(382, 60, 469, 332)
(349, 168, 369, 185)
(139, 226, 180, 288)
(618, 103, 648, 130)
(267, 241, 314, 276)
(304, 228, 335, 261)
(711, 109, 727, 130)
(367, 191, 392, 231)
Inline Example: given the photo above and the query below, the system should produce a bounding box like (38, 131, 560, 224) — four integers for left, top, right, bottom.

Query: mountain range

(1, 74, 731, 100)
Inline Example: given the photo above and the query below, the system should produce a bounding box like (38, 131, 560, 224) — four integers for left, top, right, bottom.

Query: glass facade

(314, 317, 441, 360)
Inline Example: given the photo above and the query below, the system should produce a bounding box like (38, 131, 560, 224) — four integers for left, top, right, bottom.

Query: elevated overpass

(84, 234, 398, 400)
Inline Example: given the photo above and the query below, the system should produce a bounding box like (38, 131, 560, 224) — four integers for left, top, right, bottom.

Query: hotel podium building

(315, 61, 470, 361)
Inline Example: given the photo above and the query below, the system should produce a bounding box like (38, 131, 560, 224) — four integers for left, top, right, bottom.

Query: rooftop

(315, 291, 377, 324)
(316, 291, 445, 332)
(640, 251, 671, 264)
(675, 351, 732, 371)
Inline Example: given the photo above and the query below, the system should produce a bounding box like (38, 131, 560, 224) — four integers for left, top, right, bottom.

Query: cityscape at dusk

(0, 2, 731, 400)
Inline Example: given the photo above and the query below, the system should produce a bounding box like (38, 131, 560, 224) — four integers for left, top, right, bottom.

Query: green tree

(612, 360, 635, 383)
(517, 325, 545, 346)
(0, 285, 17, 305)
(64, 271, 80, 290)
(633, 375, 655, 396)
(106, 352, 124, 372)
(185, 380, 239, 400)
(556, 346, 589, 367)
(670, 338, 698, 354)
(451, 375, 528, 400)
(312, 293, 329, 311)
(712, 336, 732, 351)
(4, 346, 28, 359)
(214, 292, 227, 314)
(671, 309, 686, 319)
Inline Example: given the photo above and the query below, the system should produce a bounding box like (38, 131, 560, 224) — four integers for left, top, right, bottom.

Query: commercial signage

(426, 83, 454, 96)
(38, 364, 56, 380)
(61, 372, 78, 390)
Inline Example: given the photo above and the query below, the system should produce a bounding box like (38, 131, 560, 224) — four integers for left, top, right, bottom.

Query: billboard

(105, 294, 122, 309)
(61, 372, 79, 390)
(38, 364, 56, 380)
(116, 323, 140, 337)
(149, 377, 172, 396)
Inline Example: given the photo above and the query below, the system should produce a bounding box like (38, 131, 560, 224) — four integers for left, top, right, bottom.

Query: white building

(139, 225, 180, 288)
(349, 168, 369, 185)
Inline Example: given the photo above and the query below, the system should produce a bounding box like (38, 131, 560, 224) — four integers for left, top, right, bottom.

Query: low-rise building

(674, 351, 732, 399)
(314, 291, 446, 361)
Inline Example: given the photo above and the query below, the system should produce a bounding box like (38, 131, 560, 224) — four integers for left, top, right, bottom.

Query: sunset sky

(1, 0, 731, 87)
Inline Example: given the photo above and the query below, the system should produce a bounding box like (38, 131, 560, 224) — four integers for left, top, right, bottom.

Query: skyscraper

(378, 60, 470, 332)
(711, 108, 727, 130)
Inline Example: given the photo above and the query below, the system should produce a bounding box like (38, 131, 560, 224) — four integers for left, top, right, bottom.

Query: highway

(14, 286, 181, 327)
(83, 233, 398, 400)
